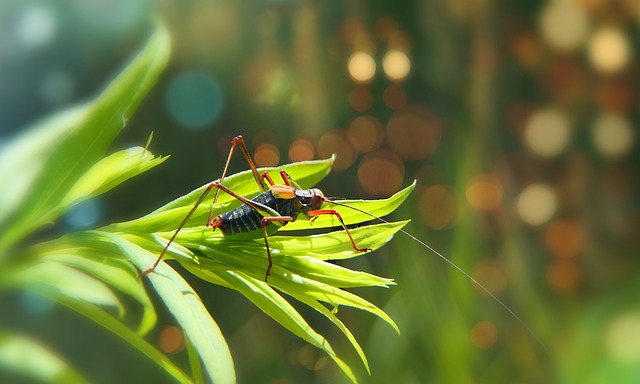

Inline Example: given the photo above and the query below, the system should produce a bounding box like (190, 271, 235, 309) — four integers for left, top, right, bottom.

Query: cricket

(139, 135, 545, 350)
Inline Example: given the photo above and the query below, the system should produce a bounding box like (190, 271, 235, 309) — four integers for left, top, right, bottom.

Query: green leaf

(3, 261, 125, 318)
(186, 267, 358, 384)
(0, 330, 89, 384)
(285, 293, 370, 375)
(60, 146, 168, 214)
(0, 105, 89, 231)
(281, 181, 416, 231)
(100, 232, 236, 384)
(53, 295, 192, 384)
(0, 24, 171, 254)
(43, 251, 157, 335)
(151, 221, 407, 286)
(185, 330, 205, 384)
(111, 157, 336, 232)
(0, 263, 191, 383)
(268, 272, 399, 334)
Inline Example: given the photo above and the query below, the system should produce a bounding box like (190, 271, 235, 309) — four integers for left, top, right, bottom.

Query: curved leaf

(44, 251, 157, 335)
(0, 24, 171, 254)
(0, 330, 89, 384)
(186, 267, 357, 384)
(61, 146, 168, 212)
(101, 232, 236, 384)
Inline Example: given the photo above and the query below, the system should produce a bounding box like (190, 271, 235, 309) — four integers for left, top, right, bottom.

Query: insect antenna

(327, 199, 547, 352)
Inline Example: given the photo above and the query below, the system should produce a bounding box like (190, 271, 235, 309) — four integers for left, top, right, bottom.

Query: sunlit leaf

(4, 261, 124, 318)
(101, 232, 236, 384)
(43, 251, 157, 335)
(0, 24, 171, 254)
(60, 146, 168, 213)
(0, 330, 89, 384)
(187, 267, 358, 384)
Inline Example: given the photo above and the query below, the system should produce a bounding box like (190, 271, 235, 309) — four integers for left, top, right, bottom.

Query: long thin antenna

(328, 199, 547, 352)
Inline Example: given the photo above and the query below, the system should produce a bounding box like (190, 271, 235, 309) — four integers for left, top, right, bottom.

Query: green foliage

(0, 24, 411, 384)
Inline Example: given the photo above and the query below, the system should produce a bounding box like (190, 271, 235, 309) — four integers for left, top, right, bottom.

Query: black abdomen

(218, 190, 299, 236)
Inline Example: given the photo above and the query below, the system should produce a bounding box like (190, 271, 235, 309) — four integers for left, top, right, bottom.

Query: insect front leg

(279, 170, 302, 189)
(307, 209, 372, 253)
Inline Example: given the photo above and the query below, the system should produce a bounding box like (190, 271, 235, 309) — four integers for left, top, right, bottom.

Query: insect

(139, 135, 546, 351)
(139, 135, 370, 281)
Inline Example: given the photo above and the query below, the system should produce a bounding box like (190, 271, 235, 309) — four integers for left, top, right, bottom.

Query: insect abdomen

(217, 190, 299, 237)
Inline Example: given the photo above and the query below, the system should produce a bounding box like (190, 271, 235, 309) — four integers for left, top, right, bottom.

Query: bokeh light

(357, 150, 404, 197)
(16, 5, 56, 49)
(347, 115, 384, 153)
(382, 50, 411, 81)
(547, 259, 581, 293)
(466, 174, 503, 212)
(419, 185, 458, 230)
(64, 198, 102, 229)
(383, 84, 408, 109)
(159, 326, 185, 354)
(523, 108, 571, 158)
(20, 291, 55, 317)
(539, 0, 589, 51)
(592, 114, 634, 159)
(298, 344, 325, 371)
(545, 219, 586, 258)
(543, 57, 587, 105)
(472, 259, 508, 296)
(316, 131, 355, 172)
(348, 86, 374, 112)
(288, 139, 315, 162)
(40, 70, 75, 107)
(386, 106, 442, 161)
(470, 321, 498, 349)
(605, 313, 640, 364)
(588, 27, 631, 74)
(254, 143, 280, 167)
(165, 71, 225, 130)
(511, 31, 543, 69)
(217, 134, 234, 157)
(517, 183, 557, 226)
(347, 52, 376, 83)
(340, 18, 364, 44)
(595, 80, 634, 112)
(72, 0, 147, 33)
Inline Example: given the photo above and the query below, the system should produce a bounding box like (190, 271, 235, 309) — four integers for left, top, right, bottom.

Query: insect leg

(142, 181, 284, 278)
(279, 170, 302, 189)
(208, 135, 269, 226)
(260, 216, 295, 281)
(261, 171, 275, 187)
(307, 209, 372, 252)
(139, 182, 216, 278)
(212, 182, 281, 217)
(211, 182, 292, 281)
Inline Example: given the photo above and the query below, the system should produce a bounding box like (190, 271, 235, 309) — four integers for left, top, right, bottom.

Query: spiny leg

(139, 182, 215, 278)
(307, 209, 371, 253)
(141, 181, 283, 278)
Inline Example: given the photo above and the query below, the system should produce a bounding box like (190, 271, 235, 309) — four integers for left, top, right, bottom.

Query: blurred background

(1, 0, 639, 383)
